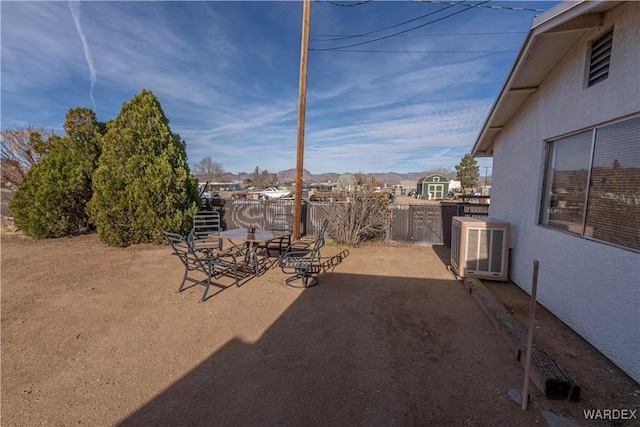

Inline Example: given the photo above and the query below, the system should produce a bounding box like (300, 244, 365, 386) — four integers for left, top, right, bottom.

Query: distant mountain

(371, 172, 427, 183)
(276, 169, 325, 183)
(226, 169, 456, 185)
(293, 171, 455, 184)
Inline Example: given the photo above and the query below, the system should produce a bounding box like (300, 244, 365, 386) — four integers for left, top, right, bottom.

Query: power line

(415, 0, 547, 13)
(326, 0, 374, 7)
(311, 0, 490, 51)
(309, 48, 517, 53)
(315, 0, 464, 42)
(312, 31, 526, 40)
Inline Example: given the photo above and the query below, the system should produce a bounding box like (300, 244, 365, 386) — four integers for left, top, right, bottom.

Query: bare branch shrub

(325, 182, 392, 246)
(1, 124, 55, 187)
(193, 156, 227, 185)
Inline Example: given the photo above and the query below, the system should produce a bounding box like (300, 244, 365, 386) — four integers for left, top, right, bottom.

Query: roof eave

(471, 1, 619, 157)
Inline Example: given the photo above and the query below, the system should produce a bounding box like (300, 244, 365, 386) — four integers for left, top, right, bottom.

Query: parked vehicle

(200, 192, 223, 211)
(249, 187, 291, 199)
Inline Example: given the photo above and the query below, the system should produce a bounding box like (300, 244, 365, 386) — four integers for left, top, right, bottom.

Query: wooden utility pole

(293, 0, 311, 240)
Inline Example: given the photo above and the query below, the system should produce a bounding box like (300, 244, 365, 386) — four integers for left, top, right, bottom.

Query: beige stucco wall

(489, 2, 640, 382)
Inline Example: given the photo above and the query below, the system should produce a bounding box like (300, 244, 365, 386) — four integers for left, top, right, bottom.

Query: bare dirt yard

(1, 230, 638, 426)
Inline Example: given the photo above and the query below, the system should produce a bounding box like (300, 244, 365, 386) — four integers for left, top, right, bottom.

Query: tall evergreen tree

(455, 153, 480, 193)
(10, 108, 102, 237)
(87, 90, 199, 246)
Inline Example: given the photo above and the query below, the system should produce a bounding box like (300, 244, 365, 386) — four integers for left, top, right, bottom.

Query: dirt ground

(1, 230, 639, 426)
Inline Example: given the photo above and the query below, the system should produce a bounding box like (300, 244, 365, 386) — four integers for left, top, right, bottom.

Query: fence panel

(225, 199, 303, 232)
(225, 200, 264, 229)
(390, 204, 444, 244)
(441, 204, 459, 247)
(223, 199, 486, 246)
(389, 203, 465, 246)
(306, 202, 331, 237)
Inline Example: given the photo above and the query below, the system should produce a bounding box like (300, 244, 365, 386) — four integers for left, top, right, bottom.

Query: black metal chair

(278, 219, 328, 288)
(190, 211, 223, 251)
(163, 231, 238, 302)
(263, 213, 294, 257)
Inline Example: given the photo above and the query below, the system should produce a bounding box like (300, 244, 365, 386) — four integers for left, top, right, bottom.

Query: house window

(587, 28, 613, 87)
(540, 116, 640, 252)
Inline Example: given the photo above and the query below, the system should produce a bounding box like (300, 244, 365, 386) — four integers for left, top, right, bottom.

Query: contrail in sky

(68, 1, 97, 113)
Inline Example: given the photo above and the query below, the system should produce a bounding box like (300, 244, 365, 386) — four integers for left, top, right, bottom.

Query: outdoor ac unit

(450, 217, 510, 281)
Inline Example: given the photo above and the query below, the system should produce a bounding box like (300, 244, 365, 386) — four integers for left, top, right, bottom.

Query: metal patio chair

(278, 219, 328, 288)
(262, 213, 294, 257)
(190, 211, 223, 251)
(163, 231, 238, 302)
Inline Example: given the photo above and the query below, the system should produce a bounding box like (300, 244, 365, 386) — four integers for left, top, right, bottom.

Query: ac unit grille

(450, 217, 509, 281)
(491, 230, 505, 272)
(465, 228, 505, 275)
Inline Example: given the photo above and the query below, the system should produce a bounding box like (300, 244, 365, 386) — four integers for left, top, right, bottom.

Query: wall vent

(588, 28, 613, 87)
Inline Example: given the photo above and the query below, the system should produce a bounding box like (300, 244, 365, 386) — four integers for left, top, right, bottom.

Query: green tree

(455, 153, 480, 193)
(87, 90, 199, 246)
(10, 108, 102, 237)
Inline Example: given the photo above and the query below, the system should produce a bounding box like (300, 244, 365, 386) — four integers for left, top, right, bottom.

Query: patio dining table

(218, 228, 291, 276)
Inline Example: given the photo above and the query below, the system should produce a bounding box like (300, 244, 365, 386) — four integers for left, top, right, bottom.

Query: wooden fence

(218, 199, 489, 246)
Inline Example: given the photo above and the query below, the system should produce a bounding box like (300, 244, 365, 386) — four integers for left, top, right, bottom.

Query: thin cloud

(68, 1, 97, 112)
(1, 1, 554, 174)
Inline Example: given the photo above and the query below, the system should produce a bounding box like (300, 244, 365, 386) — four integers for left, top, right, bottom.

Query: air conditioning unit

(451, 216, 510, 281)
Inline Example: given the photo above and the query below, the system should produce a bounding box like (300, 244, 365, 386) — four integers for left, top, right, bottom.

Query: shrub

(87, 90, 199, 246)
(325, 181, 392, 246)
(1, 124, 54, 188)
(10, 108, 101, 238)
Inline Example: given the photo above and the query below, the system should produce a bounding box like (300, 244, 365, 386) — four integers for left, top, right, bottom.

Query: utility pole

(293, 0, 311, 240)
(483, 166, 490, 188)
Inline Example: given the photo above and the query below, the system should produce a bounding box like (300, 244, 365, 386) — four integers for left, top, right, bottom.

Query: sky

(1, 0, 560, 176)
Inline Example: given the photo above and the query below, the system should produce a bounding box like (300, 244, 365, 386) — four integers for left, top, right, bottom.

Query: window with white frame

(540, 116, 640, 252)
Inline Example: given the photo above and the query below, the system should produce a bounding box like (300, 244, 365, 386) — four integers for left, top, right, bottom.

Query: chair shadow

(320, 249, 350, 273)
(180, 267, 256, 302)
(288, 249, 350, 289)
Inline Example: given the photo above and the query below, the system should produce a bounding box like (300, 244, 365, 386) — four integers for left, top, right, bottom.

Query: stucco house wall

(488, 2, 639, 382)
